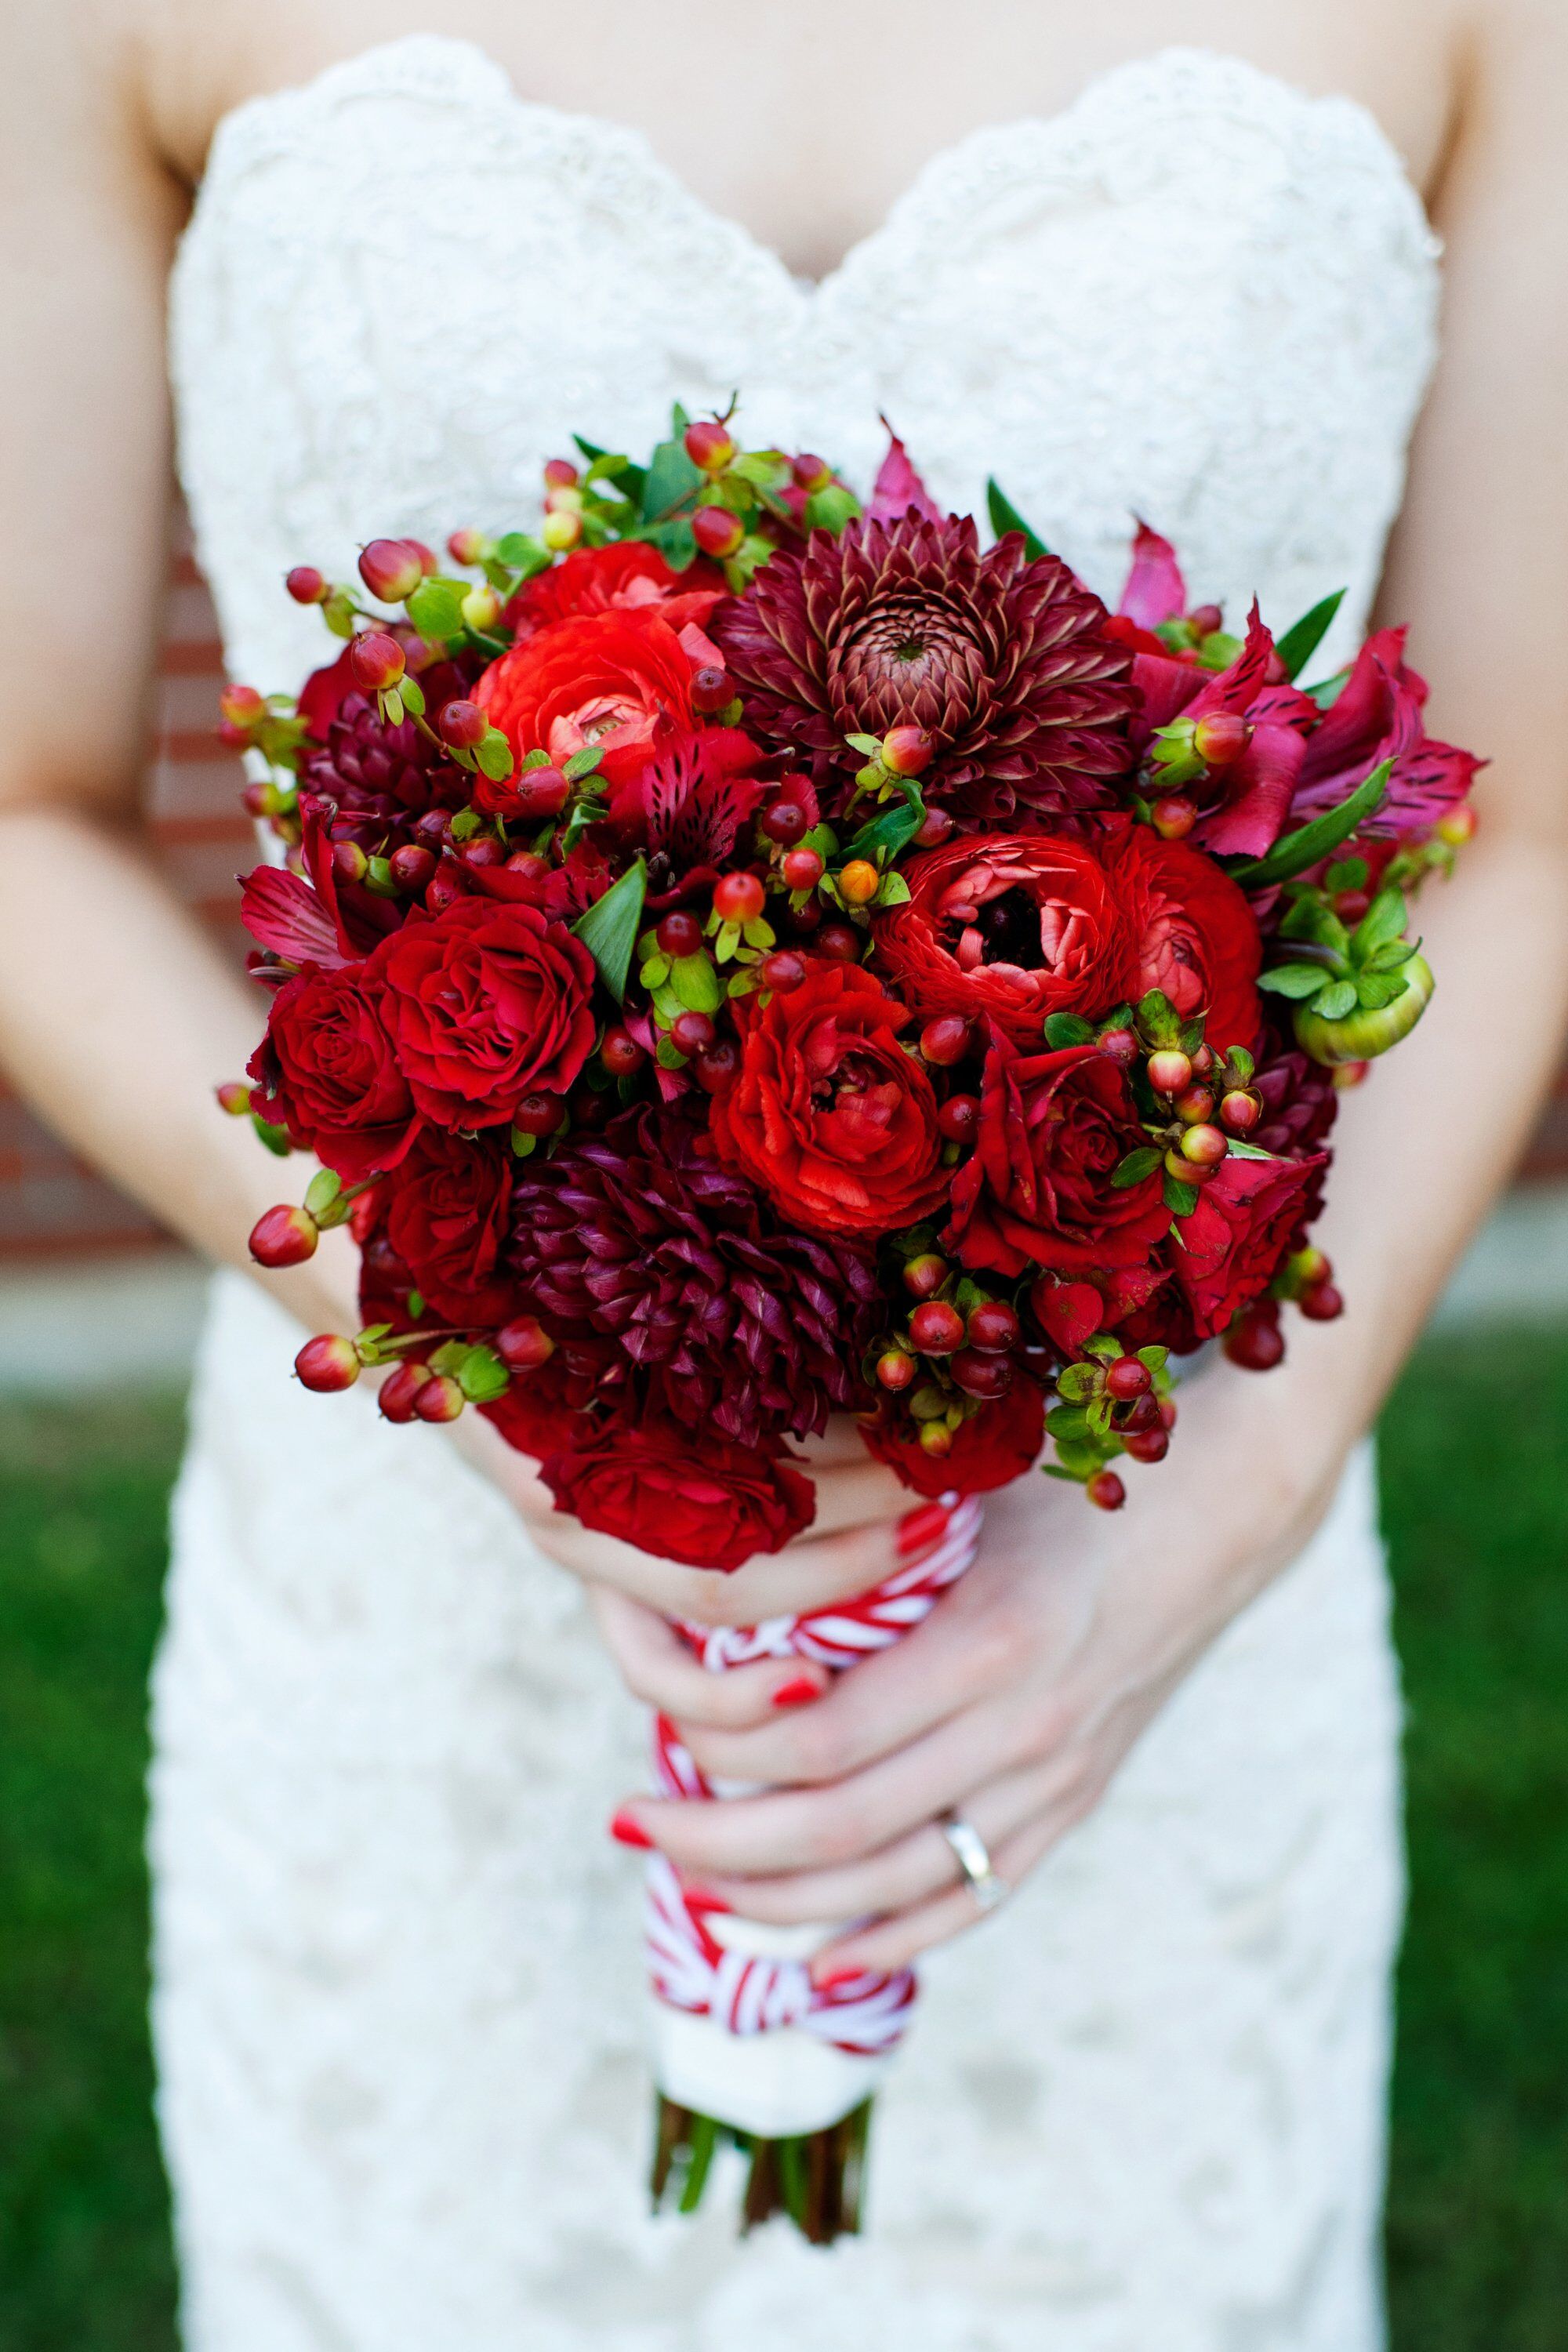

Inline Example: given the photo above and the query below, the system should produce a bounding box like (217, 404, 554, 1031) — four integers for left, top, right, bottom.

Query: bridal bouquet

(223, 409, 1475, 2237)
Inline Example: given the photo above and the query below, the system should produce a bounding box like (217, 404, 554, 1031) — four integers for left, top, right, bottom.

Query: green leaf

(1136, 989, 1181, 1047)
(494, 531, 550, 578)
(508, 1127, 538, 1158)
(669, 952, 722, 1014)
(456, 1344, 510, 1404)
(570, 858, 647, 1003)
(407, 578, 468, 644)
(1044, 1012, 1095, 1049)
(1136, 1345, 1169, 1373)
(303, 1167, 341, 1218)
(252, 1113, 292, 1157)
(1355, 968, 1409, 1010)
(1324, 856, 1368, 895)
(844, 732, 884, 757)
(574, 435, 646, 503)
(398, 673, 425, 717)
(448, 806, 483, 843)
(562, 745, 603, 784)
(1351, 887, 1410, 962)
(406, 1289, 425, 1321)
(1112, 1145, 1162, 1189)
(842, 789, 926, 868)
(1196, 629, 1243, 671)
(641, 435, 703, 523)
(1178, 1015, 1207, 1056)
(875, 872, 912, 907)
(1225, 1138, 1279, 1160)
(1163, 1174, 1199, 1218)
(1258, 961, 1339, 1000)
(655, 1036, 688, 1069)
(1273, 589, 1345, 681)
(1055, 1363, 1099, 1403)
(1082, 1336, 1122, 1363)
(475, 732, 514, 782)
(804, 485, 861, 534)
(1226, 759, 1392, 889)
(1047, 1404, 1092, 1442)
(1312, 979, 1359, 1020)
(985, 479, 1049, 558)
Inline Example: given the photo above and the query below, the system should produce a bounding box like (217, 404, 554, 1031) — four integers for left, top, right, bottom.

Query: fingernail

(896, 1501, 951, 1558)
(680, 1882, 731, 1914)
(608, 1807, 652, 1849)
(771, 1673, 824, 1708)
(811, 1962, 864, 1992)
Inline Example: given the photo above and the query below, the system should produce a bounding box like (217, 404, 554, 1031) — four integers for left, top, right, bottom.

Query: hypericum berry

(918, 1419, 954, 1459)
(1087, 1469, 1127, 1512)
(1332, 1059, 1371, 1090)
(759, 797, 809, 847)
(1180, 1123, 1229, 1167)
(838, 858, 880, 906)
(1147, 1049, 1193, 1096)
(759, 950, 806, 993)
(880, 725, 934, 778)
(967, 1300, 1019, 1353)
(215, 1080, 251, 1116)
(691, 504, 745, 559)
(438, 699, 488, 750)
(412, 1373, 466, 1423)
(815, 921, 862, 962)
(1219, 1088, 1261, 1132)
(447, 527, 487, 566)
(1097, 1027, 1138, 1067)
(909, 1300, 965, 1355)
(1119, 1388, 1161, 1432)
(1189, 603, 1225, 637)
(347, 630, 405, 691)
(1299, 1283, 1345, 1323)
(1436, 803, 1477, 847)
(285, 565, 328, 604)
(1151, 796, 1197, 840)
(510, 766, 570, 818)
(670, 1010, 716, 1056)
(504, 850, 550, 882)
(388, 843, 437, 894)
(378, 1359, 431, 1422)
(1158, 1396, 1178, 1431)
(543, 457, 579, 492)
(1193, 711, 1250, 766)
(460, 837, 504, 869)
(875, 1346, 917, 1391)
(1174, 1085, 1215, 1125)
(913, 804, 956, 848)
(792, 452, 832, 489)
(461, 583, 503, 631)
(951, 1347, 1011, 1399)
(332, 840, 368, 884)
(425, 866, 470, 912)
(512, 1091, 567, 1138)
(1294, 1247, 1333, 1287)
(938, 1091, 980, 1144)
(600, 1026, 644, 1077)
(248, 1203, 318, 1268)
(920, 1015, 972, 1067)
(1189, 1043, 1215, 1077)
(542, 509, 582, 553)
(691, 665, 735, 714)
(713, 872, 765, 924)
(902, 1253, 949, 1301)
(218, 682, 266, 728)
(1224, 1309, 1286, 1372)
(1333, 887, 1372, 924)
(781, 847, 824, 891)
(1123, 1426, 1170, 1465)
(684, 419, 735, 470)
(295, 1334, 361, 1392)
(695, 1038, 740, 1093)
(358, 539, 426, 602)
(656, 909, 703, 958)
(495, 1314, 557, 1370)
(1104, 1356, 1152, 1402)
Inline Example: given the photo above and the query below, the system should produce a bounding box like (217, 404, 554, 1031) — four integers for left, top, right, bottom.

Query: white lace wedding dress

(153, 38, 1439, 2350)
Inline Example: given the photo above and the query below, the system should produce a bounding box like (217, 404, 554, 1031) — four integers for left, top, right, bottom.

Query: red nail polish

(811, 1964, 864, 1992)
(608, 1808, 652, 1849)
(681, 1883, 731, 1914)
(896, 1501, 951, 1558)
(771, 1674, 822, 1708)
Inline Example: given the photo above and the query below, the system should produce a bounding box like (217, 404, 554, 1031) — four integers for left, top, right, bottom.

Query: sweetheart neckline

(185, 33, 1436, 299)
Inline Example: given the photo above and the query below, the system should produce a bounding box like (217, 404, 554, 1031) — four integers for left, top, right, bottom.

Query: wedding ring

(940, 1813, 1010, 1913)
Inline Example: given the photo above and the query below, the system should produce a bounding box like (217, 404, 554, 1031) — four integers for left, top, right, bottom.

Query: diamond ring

(939, 1813, 1010, 1912)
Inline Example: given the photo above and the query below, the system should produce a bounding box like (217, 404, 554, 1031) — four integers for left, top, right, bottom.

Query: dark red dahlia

(713, 514, 1135, 828)
(504, 1106, 881, 1448)
(297, 689, 464, 849)
(1250, 1021, 1340, 1236)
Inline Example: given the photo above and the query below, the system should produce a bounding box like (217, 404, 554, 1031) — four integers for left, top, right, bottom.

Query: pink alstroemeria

(1289, 626, 1481, 837)
(607, 728, 765, 906)
(1172, 609, 1317, 858)
(866, 425, 942, 527)
(1117, 519, 1188, 632)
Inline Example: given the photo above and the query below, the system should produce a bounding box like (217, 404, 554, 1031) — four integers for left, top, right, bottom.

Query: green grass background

(2, 1334, 1565, 2347)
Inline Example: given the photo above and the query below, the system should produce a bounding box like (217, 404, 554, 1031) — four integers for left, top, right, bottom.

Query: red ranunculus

(372, 895, 596, 1128)
(249, 962, 420, 1182)
(710, 961, 949, 1238)
(860, 1377, 1046, 1497)
(1102, 819, 1262, 1058)
(540, 1415, 815, 1570)
(479, 1341, 616, 1458)
(504, 542, 724, 640)
(1173, 1152, 1328, 1341)
(382, 1127, 518, 1326)
(874, 833, 1138, 1047)
(475, 608, 700, 787)
(945, 1034, 1169, 1278)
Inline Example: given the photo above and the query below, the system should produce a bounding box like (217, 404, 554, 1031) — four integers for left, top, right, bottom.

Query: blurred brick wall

(0, 510, 1565, 1261)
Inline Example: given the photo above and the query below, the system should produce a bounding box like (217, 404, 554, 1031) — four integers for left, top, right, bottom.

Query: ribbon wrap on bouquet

(642, 1494, 984, 2141)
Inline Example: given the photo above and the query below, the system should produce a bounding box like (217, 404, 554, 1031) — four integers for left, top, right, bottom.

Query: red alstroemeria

(1289, 626, 1481, 837)
(605, 728, 766, 906)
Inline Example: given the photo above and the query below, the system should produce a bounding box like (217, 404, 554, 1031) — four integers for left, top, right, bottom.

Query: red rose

(860, 1377, 1045, 1498)
(372, 895, 596, 1128)
(1171, 1152, 1327, 1341)
(505, 543, 724, 641)
(945, 1035, 1169, 1278)
(476, 608, 700, 787)
(382, 1128, 518, 1326)
(540, 1415, 815, 1570)
(249, 963, 420, 1182)
(479, 1341, 615, 1459)
(710, 962, 949, 1238)
(874, 833, 1138, 1047)
(1102, 820, 1262, 1058)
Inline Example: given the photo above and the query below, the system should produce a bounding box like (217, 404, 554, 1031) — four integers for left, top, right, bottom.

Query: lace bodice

(171, 37, 1439, 700)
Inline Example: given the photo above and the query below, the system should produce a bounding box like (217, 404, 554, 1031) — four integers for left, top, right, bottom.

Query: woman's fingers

(808, 1809, 1078, 1978)
(587, 1589, 828, 1726)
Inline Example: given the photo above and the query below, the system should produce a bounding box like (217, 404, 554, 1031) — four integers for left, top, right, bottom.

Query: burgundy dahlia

(298, 691, 464, 851)
(505, 1106, 881, 1448)
(1250, 1022, 1340, 1236)
(713, 514, 1135, 828)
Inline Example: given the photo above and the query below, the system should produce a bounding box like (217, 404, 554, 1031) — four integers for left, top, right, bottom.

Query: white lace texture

(157, 39, 1433, 2350)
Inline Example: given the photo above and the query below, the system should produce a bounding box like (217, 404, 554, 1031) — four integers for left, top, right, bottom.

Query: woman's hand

(451, 1405, 924, 1631)
(598, 1361, 1356, 1976)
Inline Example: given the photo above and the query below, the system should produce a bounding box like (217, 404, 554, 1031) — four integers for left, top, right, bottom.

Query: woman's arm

(598, 5, 1568, 1961)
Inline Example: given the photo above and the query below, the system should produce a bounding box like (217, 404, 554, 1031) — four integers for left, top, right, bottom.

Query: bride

(4, 3, 1566, 2344)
